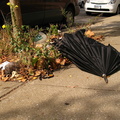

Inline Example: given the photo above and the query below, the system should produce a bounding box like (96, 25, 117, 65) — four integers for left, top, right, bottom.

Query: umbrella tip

(102, 74, 108, 84)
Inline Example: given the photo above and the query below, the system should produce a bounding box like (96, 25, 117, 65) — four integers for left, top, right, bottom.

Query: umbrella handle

(102, 74, 108, 84)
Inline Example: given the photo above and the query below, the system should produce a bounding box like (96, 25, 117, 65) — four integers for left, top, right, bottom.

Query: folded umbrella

(54, 29, 120, 83)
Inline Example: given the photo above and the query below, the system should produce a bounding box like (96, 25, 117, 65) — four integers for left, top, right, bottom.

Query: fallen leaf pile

(0, 29, 103, 83)
(0, 54, 70, 82)
(85, 29, 104, 41)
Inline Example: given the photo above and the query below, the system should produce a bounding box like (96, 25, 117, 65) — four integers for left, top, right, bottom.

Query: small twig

(0, 10, 6, 23)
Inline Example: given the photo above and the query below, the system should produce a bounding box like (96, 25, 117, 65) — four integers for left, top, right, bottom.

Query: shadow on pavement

(0, 81, 120, 120)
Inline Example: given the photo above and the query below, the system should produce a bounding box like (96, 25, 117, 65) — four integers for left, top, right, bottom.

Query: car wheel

(86, 12, 91, 15)
(116, 5, 120, 14)
(80, 2, 85, 8)
(64, 7, 74, 27)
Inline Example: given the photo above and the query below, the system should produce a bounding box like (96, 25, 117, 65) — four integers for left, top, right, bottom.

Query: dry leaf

(17, 76, 25, 80)
(21, 78, 27, 82)
(35, 44, 43, 48)
(92, 35, 104, 41)
(48, 74, 54, 78)
(28, 76, 34, 80)
(35, 70, 41, 76)
(85, 30, 95, 37)
(60, 59, 67, 66)
(50, 35, 58, 39)
(33, 76, 38, 80)
(55, 58, 61, 64)
(2, 77, 9, 82)
(15, 76, 27, 82)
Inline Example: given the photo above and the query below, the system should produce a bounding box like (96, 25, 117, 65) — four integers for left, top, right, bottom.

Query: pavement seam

(0, 82, 26, 101)
(34, 83, 120, 92)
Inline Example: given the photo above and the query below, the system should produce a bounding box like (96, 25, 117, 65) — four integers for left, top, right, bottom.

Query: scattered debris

(85, 29, 104, 41)
(65, 102, 70, 105)
(0, 61, 10, 70)
(0, 28, 105, 83)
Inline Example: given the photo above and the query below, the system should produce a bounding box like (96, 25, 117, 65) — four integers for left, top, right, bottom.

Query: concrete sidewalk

(0, 15, 120, 120)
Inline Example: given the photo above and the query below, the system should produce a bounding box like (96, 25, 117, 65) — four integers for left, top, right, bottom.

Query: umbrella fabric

(54, 29, 120, 83)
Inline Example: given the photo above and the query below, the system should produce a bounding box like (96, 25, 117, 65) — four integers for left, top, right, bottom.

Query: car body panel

(0, 0, 80, 26)
(44, 0, 65, 24)
(20, 0, 45, 25)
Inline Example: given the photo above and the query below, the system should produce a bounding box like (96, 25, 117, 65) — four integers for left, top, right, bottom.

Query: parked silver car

(85, 0, 120, 15)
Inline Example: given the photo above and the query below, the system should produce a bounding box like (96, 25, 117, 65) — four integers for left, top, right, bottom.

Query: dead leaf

(92, 35, 104, 41)
(35, 44, 43, 48)
(2, 77, 9, 82)
(35, 70, 41, 76)
(85, 30, 95, 37)
(50, 35, 58, 39)
(33, 76, 38, 80)
(60, 59, 67, 66)
(48, 73, 54, 78)
(17, 76, 25, 80)
(55, 58, 62, 64)
(21, 78, 27, 82)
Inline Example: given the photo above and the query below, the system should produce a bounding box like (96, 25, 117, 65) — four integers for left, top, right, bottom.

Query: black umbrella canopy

(54, 29, 120, 83)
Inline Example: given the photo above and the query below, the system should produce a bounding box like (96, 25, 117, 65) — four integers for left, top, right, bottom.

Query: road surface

(75, 8, 114, 24)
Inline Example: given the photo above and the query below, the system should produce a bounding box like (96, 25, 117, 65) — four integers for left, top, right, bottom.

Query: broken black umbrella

(54, 29, 120, 83)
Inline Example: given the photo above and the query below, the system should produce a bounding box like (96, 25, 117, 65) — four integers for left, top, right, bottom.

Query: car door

(20, 0, 45, 26)
(44, 0, 66, 24)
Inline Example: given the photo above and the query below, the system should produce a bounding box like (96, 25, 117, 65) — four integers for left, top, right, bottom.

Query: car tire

(116, 5, 120, 14)
(86, 12, 91, 15)
(64, 7, 74, 27)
